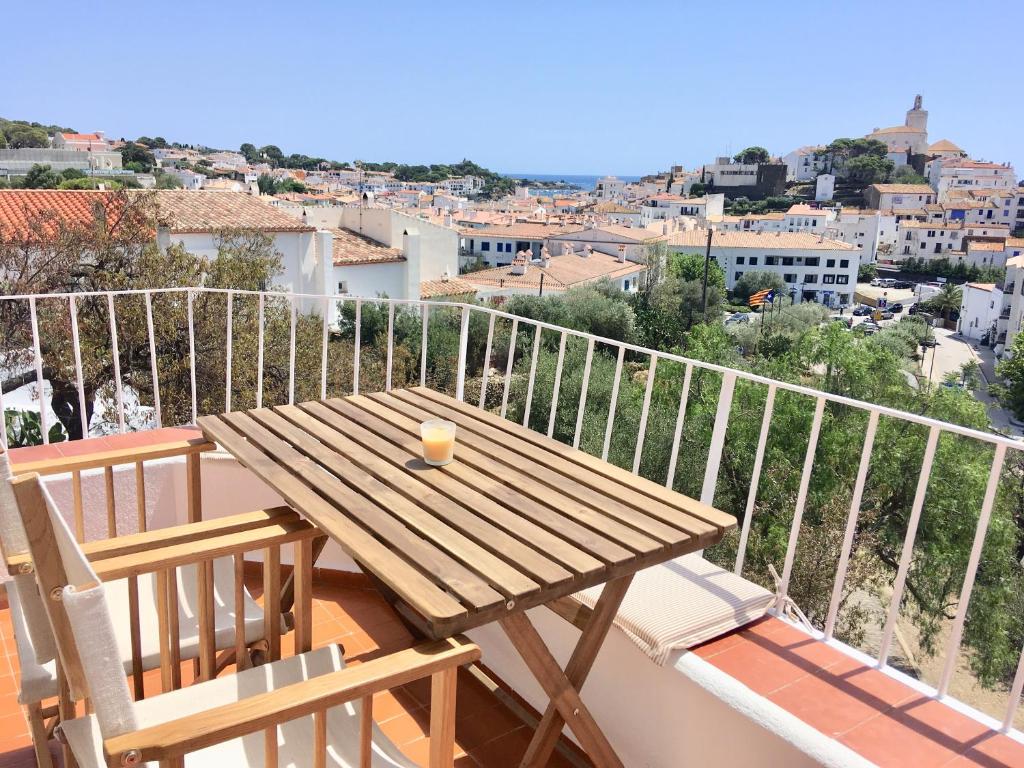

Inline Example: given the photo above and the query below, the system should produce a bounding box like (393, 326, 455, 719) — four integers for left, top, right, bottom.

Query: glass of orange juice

(420, 419, 456, 466)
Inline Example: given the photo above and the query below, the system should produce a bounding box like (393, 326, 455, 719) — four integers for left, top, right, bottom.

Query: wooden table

(199, 387, 735, 768)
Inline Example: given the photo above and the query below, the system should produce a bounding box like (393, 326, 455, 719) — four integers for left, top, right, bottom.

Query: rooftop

(464, 250, 645, 291)
(330, 227, 405, 266)
(419, 276, 477, 298)
(870, 184, 935, 195)
(668, 229, 856, 250)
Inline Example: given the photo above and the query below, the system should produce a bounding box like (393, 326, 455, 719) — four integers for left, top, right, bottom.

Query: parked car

(870, 278, 882, 287)
(895, 281, 914, 289)
(853, 305, 873, 316)
(878, 310, 894, 320)
(889, 303, 904, 313)
(859, 322, 880, 335)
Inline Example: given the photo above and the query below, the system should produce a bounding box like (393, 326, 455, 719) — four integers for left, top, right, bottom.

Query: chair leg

(26, 702, 54, 768)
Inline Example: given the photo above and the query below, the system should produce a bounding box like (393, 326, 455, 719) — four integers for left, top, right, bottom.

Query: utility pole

(539, 272, 545, 297)
(701, 227, 713, 322)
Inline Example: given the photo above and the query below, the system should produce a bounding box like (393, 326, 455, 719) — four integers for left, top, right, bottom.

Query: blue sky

(2, 0, 1021, 177)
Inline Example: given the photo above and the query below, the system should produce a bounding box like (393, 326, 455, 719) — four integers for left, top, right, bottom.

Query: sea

(500, 173, 643, 194)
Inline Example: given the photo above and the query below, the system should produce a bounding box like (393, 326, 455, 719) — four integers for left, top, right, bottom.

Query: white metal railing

(2, 286, 1023, 735)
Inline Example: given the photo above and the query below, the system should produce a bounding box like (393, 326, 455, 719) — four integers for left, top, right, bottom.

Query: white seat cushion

(8, 557, 267, 704)
(62, 645, 418, 768)
(573, 554, 774, 665)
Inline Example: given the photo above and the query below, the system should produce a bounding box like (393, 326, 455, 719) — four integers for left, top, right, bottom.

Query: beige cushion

(62, 645, 418, 768)
(574, 554, 774, 665)
(8, 558, 267, 705)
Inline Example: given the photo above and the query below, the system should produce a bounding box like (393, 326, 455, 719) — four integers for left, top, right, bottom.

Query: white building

(959, 282, 1004, 343)
(782, 146, 827, 182)
(161, 167, 205, 190)
(897, 220, 1010, 260)
(640, 194, 725, 225)
(865, 183, 936, 211)
(52, 131, 111, 152)
(826, 208, 883, 264)
(594, 176, 627, 200)
(783, 204, 836, 234)
(928, 158, 1017, 201)
(667, 230, 859, 308)
(702, 157, 758, 188)
(815, 174, 835, 202)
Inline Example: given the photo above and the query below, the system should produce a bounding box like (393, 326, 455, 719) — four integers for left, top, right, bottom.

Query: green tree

(259, 145, 284, 166)
(4, 123, 49, 148)
(22, 164, 60, 189)
(733, 146, 770, 165)
(257, 173, 279, 195)
(994, 334, 1024, 419)
(858, 262, 878, 282)
(240, 143, 258, 162)
(929, 282, 963, 322)
(120, 142, 155, 172)
(155, 172, 183, 189)
(892, 166, 929, 185)
(846, 154, 895, 184)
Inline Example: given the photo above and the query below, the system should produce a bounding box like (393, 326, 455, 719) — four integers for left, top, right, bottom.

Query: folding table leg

(500, 576, 632, 768)
(522, 574, 634, 767)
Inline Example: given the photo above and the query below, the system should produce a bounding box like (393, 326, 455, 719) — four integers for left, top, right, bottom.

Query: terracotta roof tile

(870, 184, 935, 195)
(465, 251, 645, 292)
(0, 189, 131, 240)
(419, 277, 477, 298)
(668, 229, 856, 251)
(151, 191, 315, 233)
(330, 228, 405, 266)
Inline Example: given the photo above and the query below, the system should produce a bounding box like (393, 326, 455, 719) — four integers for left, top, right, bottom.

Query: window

(826, 259, 835, 267)
(748, 257, 758, 266)
(482, 242, 491, 251)
(782, 257, 794, 266)
(765, 256, 778, 265)
(823, 274, 836, 284)
(734, 271, 743, 280)
(840, 259, 849, 268)
(336, 281, 348, 294)
(927, 230, 936, 237)
(905, 233, 912, 241)
(805, 257, 819, 266)
(804, 274, 818, 284)
(784, 273, 797, 283)
(736, 256, 745, 265)
(837, 275, 849, 285)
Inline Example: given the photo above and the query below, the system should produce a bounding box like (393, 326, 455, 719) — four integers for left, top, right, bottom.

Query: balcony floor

(0, 573, 584, 768)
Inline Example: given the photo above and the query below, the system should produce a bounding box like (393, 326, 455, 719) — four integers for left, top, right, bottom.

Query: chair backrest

(11, 472, 139, 739)
(0, 448, 58, 663)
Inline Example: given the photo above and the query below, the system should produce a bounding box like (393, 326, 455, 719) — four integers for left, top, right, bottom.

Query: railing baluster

(197, 559, 215, 681)
(188, 290, 197, 423)
(127, 576, 144, 699)
(938, 443, 1007, 697)
(353, 299, 361, 395)
(135, 461, 147, 533)
(601, 345, 625, 461)
(1002, 643, 1024, 732)
(479, 313, 496, 409)
(824, 410, 879, 638)
(28, 296, 48, 443)
(104, 466, 116, 538)
(700, 371, 737, 506)
(225, 290, 233, 412)
(547, 332, 567, 438)
(70, 296, 90, 438)
(632, 354, 658, 474)
(320, 296, 329, 399)
(106, 293, 126, 433)
(572, 338, 595, 449)
(455, 306, 471, 401)
(143, 291, 161, 429)
(314, 709, 327, 768)
(233, 552, 248, 672)
(167, 566, 182, 689)
(878, 425, 941, 667)
(288, 296, 297, 405)
(156, 569, 174, 692)
(522, 324, 542, 427)
(256, 293, 265, 409)
(500, 318, 518, 419)
(386, 301, 395, 392)
(734, 384, 776, 575)
(665, 363, 694, 489)
(778, 396, 826, 598)
(420, 303, 429, 388)
(264, 545, 282, 661)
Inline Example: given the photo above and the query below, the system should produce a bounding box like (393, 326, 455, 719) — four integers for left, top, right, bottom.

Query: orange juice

(420, 420, 456, 466)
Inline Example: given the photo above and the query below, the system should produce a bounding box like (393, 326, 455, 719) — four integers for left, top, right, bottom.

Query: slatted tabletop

(198, 387, 736, 639)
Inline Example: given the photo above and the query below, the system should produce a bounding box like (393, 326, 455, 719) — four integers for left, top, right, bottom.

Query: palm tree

(931, 282, 963, 322)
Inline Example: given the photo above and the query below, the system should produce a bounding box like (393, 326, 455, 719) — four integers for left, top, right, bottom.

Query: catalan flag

(748, 288, 775, 308)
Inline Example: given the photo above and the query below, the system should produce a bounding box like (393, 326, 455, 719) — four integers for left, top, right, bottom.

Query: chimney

(584, 244, 593, 258)
(540, 245, 551, 268)
(662, 221, 669, 235)
(617, 245, 626, 263)
(444, 213, 453, 228)
(511, 253, 528, 276)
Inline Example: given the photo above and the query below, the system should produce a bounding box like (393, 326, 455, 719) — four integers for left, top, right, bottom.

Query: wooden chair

(0, 446, 288, 767)
(10, 471, 479, 768)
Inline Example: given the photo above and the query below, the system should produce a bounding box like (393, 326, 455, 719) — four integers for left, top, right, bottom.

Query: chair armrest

(88, 518, 321, 581)
(10, 437, 214, 477)
(6, 507, 308, 576)
(102, 636, 481, 766)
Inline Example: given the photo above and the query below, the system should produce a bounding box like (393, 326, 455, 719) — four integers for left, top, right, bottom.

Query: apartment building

(782, 146, 827, 181)
(864, 183, 936, 210)
(897, 220, 1010, 260)
(640, 193, 725, 225)
(928, 158, 1017, 201)
(668, 229, 858, 307)
(594, 176, 627, 199)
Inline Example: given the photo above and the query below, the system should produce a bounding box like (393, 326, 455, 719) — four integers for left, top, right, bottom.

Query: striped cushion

(574, 554, 774, 665)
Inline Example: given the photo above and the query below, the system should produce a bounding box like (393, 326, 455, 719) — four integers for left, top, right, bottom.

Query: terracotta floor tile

(691, 627, 749, 658)
(705, 634, 813, 695)
(378, 710, 430, 746)
(818, 655, 927, 711)
(768, 669, 889, 737)
(955, 732, 1024, 767)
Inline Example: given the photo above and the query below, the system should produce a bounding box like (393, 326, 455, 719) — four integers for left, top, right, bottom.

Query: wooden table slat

(251, 406, 541, 601)
(323, 398, 632, 569)
(221, 411, 506, 612)
(410, 385, 736, 534)
(374, 391, 695, 548)
(197, 415, 468, 627)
